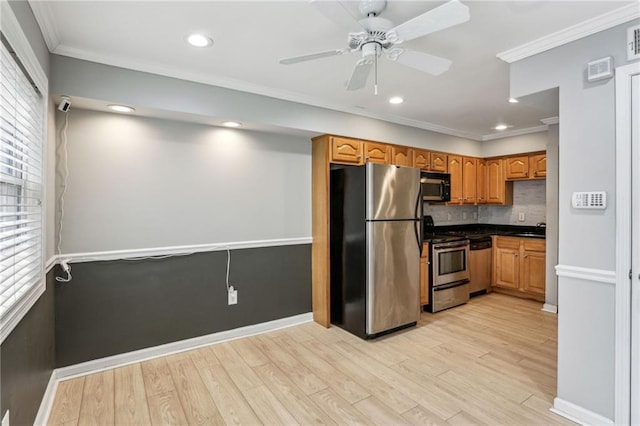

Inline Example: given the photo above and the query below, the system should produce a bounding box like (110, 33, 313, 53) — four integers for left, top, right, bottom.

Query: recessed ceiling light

(389, 96, 404, 104)
(494, 124, 509, 131)
(222, 121, 242, 128)
(187, 33, 213, 48)
(107, 104, 135, 113)
(508, 98, 519, 103)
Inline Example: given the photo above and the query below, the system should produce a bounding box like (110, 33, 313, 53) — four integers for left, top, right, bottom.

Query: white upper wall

(57, 109, 311, 253)
(480, 131, 548, 157)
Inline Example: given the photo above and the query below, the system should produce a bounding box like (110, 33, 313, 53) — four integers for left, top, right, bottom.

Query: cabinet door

(413, 149, 430, 170)
(505, 155, 529, 179)
(521, 249, 546, 295)
(364, 142, 390, 164)
(530, 153, 547, 179)
(448, 155, 463, 204)
(391, 146, 412, 166)
(330, 137, 363, 165)
(462, 157, 477, 204)
(420, 247, 429, 306)
(493, 237, 520, 289)
(430, 152, 447, 172)
(476, 158, 487, 204)
(486, 159, 505, 204)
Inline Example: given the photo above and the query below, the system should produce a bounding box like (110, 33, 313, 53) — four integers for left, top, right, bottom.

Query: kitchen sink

(511, 232, 545, 238)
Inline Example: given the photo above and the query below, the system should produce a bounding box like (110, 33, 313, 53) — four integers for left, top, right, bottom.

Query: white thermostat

(572, 191, 606, 209)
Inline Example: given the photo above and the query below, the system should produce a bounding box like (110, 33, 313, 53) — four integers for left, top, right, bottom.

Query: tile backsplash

(424, 179, 546, 226)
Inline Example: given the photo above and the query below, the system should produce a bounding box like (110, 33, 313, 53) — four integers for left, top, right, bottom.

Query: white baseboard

(542, 303, 558, 313)
(55, 312, 312, 381)
(38, 312, 312, 424)
(552, 397, 614, 425)
(33, 370, 59, 426)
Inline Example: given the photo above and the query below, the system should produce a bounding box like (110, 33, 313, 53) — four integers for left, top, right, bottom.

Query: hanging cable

(374, 43, 379, 95)
(56, 111, 72, 283)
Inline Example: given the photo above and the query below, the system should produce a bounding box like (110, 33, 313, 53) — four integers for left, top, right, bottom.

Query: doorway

(614, 62, 640, 425)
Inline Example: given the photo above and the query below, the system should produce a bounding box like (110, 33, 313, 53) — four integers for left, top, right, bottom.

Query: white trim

(27, 0, 60, 52)
(540, 117, 560, 126)
(614, 61, 640, 426)
(33, 370, 58, 426)
(59, 237, 312, 264)
(552, 397, 614, 426)
(0, 1, 49, 345)
(0, 283, 45, 344)
(480, 124, 548, 141)
(0, 1, 48, 92)
(45, 256, 57, 274)
(555, 264, 616, 284)
(497, 4, 640, 64)
(542, 303, 558, 314)
(54, 312, 313, 381)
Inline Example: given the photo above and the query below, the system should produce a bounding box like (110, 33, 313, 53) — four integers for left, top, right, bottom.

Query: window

(0, 32, 44, 341)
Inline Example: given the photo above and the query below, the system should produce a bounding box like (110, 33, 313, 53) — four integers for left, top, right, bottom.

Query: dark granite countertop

(432, 223, 546, 239)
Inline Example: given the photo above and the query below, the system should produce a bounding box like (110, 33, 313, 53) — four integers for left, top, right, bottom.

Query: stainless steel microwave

(420, 172, 451, 202)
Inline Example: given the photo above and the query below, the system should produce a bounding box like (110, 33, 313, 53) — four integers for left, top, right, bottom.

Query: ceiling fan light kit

(280, 0, 470, 93)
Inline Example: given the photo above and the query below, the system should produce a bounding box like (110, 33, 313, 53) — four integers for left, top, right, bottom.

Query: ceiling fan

(280, 0, 470, 93)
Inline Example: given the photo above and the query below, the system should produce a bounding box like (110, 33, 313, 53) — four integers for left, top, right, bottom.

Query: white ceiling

(30, 0, 638, 140)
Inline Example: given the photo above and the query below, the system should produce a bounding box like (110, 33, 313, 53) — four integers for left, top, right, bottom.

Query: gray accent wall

(55, 244, 310, 367)
(0, 271, 55, 426)
(510, 20, 640, 420)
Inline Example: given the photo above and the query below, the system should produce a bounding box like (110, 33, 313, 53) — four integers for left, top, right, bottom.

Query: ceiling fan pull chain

(374, 44, 379, 95)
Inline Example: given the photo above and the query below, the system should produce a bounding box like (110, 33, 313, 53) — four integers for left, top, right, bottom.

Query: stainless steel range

(423, 216, 470, 313)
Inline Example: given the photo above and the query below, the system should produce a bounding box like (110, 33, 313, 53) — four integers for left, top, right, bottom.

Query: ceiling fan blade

(389, 49, 452, 76)
(346, 58, 373, 91)
(280, 48, 349, 65)
(310, 0, 366, 31)
(386, 0, 470, 44)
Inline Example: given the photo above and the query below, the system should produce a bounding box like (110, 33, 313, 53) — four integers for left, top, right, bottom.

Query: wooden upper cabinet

(505, 155, 530, 179)
(412, 149, 446, 171)
(412, 149, 430, 170)
(530, 153, 547, 178)
(364, 142, 390, 164)
(448, 155, 463, 204)
(391, 146, 412, 166)
(476, 158, 487, 204)
(486, 158, 513, 205)
(430, 152, 447, 172)
(330, 136, 363, 165)
(462, 157, 477, 204)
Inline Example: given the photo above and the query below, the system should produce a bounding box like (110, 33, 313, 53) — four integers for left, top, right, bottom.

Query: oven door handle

(433, 279, 469, 291)
(433, 242, 469, 250)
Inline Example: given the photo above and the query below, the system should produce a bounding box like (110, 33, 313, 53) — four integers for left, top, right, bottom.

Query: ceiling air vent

(629, 25, 640, 61)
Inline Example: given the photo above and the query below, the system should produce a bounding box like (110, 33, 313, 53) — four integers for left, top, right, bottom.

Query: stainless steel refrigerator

(330, 162, 422, 339)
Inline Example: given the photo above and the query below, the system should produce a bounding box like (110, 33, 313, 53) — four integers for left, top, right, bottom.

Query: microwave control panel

(571, 191, 606, 209)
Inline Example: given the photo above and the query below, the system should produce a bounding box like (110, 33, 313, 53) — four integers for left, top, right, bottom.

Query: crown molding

(481, 124, 548, 141)
(28, 0, 60, 51)
(497, 3, 640, 64)
(540, 116, 559, 125)
(51, 43, 483, 141)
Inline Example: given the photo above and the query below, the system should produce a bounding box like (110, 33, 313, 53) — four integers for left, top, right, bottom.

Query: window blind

(0, 34, 43, 321)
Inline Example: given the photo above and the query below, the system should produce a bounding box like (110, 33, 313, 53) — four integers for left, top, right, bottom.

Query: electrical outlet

(472, 211, 478, 219)
(228, 287, 238, 305)
(462, 212, 467, 220)
(518, 212, 526, 222)
(447, 212, 452, 221)
(2, 410, 9, 426)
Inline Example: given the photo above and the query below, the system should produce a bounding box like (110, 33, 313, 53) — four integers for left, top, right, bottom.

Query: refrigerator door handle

(414, 186, 423, 256)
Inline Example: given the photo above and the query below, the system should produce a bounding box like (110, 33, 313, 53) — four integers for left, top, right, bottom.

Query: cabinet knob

(525, 171, 528, 176)
(356, 155, 362, 159)
(533, 171, 537, 176)
(515, 254, 519, 257)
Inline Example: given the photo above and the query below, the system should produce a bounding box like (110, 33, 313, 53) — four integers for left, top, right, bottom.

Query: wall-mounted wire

(56, 107, 72, 282)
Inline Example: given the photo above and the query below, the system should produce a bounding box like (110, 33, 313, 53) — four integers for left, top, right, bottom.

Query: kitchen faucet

(536, 222, 546, 228)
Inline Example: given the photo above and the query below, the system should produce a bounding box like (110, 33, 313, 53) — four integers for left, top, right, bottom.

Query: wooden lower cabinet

(492, 236, 545, 301)
(420, 244, 429, 306)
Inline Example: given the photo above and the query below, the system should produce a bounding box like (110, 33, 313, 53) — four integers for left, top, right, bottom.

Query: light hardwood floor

(47, 293, 574, 425)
